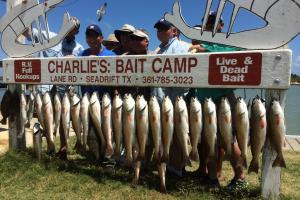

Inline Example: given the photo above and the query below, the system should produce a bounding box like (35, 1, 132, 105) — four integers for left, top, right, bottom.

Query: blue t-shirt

(80, 47, 115, 96)
(80, 48, 115, 57)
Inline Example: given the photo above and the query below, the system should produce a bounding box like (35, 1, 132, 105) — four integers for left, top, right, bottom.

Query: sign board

(3, 49, 292, 89)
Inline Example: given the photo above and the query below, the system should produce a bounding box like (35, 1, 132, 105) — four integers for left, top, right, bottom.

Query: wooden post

(261, 89, 287, 199)
(33, 123, 42, 160)
(7, 0, 26, 151)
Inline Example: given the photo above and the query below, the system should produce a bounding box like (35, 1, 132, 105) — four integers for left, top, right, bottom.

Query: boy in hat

(114, 24, 135, 55)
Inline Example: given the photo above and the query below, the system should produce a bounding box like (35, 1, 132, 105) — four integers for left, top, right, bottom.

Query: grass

(0, 137, 299, 200)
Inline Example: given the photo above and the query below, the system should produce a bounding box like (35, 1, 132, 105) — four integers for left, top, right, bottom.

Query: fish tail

(189, 149, 199, 161)
(248, 159, 259, 174)
(161, 152, 169, 164)
(272, 153, 287, 168)
(152, 150, 160, 163)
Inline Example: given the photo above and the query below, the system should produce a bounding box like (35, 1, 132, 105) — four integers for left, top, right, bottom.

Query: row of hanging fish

(0, 90, 287, 193)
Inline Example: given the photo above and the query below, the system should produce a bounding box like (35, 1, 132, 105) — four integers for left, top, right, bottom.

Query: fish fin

(248, 159, 259, 174)
(0, 118, 7, 125)
(189, 149, 199, 161)
(272, 154, 286, 168)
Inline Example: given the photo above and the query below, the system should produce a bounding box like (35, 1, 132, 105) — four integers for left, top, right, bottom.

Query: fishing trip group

(0, 11, 287, 193)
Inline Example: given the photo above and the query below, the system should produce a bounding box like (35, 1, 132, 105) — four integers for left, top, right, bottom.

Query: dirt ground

(0, 116, 34, 155)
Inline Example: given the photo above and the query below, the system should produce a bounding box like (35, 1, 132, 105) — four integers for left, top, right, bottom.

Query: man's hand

(188, 44, 206, 53)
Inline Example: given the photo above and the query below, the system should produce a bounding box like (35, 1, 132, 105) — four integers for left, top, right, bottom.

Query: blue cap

(86, 24, 102, 36)
(154, 18, 174, 29)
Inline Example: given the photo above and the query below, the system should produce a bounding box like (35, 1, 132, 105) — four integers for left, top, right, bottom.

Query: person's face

(86, 31, 103, 49)
(157, 26, 175, 44)
(130, 36, 149, 54)
(119, 33, 132, 48)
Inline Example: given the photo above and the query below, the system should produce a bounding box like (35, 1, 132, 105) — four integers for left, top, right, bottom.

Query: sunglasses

(130, 35, 146, 41)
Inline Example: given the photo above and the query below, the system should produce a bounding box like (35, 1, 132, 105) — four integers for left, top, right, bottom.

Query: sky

(0, 0, 299, 74)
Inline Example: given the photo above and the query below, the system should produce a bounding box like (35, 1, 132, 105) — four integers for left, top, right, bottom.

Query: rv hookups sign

(3, 50, 291, 89)
(14, 60, 41, 83)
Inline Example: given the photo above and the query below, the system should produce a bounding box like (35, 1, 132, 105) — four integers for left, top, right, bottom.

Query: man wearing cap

(80, 24, 116, 164)
(187, 11, 247, 190)
(152, 18, 190, 102)
(102, 34, 120, 51)
(152, 18, 190, 178)
(114, 24, 135, 55)
(80, 24, 115, 96)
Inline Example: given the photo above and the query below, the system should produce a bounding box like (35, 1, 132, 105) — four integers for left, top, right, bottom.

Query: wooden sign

(3, 49, 292, 89)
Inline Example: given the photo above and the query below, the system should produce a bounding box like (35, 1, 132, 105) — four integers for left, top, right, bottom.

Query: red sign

(209, 53, 262, 85)
(14, 60, 41, 83)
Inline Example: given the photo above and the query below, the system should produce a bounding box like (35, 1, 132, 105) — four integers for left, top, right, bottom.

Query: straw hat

(102, 34, 119, 46)
(114, 24, 135, 41)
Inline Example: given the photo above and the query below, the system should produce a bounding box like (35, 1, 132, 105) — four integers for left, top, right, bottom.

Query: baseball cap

(154, 18, 174, 29)
(130, 29, 149, 41)
(86, 24, 102, 36)
(114, 24, 135, 41)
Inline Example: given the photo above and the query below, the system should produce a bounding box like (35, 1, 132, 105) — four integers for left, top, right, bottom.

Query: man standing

(152, 18, 189, 177)
(80, 24, 115, 96)
(80, 24, 115, 164)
